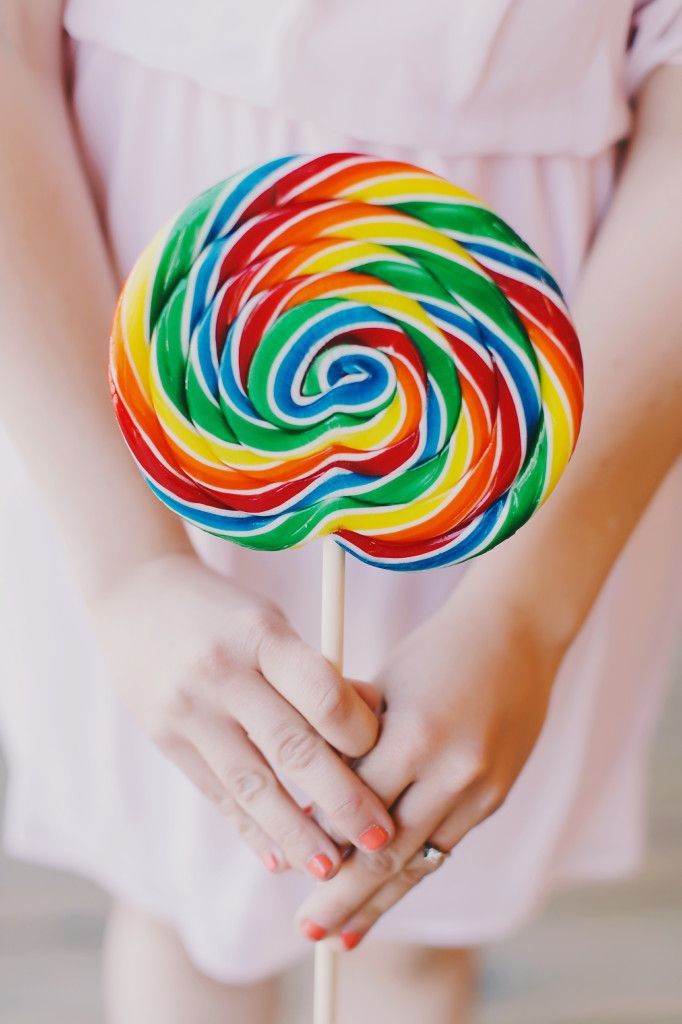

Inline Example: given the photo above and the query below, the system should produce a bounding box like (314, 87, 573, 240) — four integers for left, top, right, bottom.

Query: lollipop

(109, 153, 583, 571)
(108, 153, 583, 1023)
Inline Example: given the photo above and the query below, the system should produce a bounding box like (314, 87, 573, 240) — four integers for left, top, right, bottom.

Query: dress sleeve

(627, 0, 682, 95)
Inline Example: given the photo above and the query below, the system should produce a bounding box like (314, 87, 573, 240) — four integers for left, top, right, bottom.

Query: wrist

(449, 554, 583, 661)
(82, 526, 194, 607)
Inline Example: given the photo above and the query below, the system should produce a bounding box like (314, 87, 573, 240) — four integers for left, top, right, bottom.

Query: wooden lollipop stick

(314, 537, 345, 1024)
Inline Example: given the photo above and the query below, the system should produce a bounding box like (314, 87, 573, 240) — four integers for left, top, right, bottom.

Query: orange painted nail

(340, 930, 362, 951)
(307, 853, 334, 880)
(301, 920, 327, 942)
(359, 825, 390, 851)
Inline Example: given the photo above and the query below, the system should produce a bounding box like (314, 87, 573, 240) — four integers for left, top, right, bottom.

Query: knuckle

(196, 642, 234, 686)
(402, 861, 428, 886)
(281, 641, 333, 693)
(362, 846, 403, 877)
(229, 768, 270, 804)
(276, 821, 308, 851)
(272, 724, 321, 772)
(453, 747, 490, 789)
(242, 606, 284, 657)
(479, 780, 506, 817)
(224, 806, 259, 843)
(314, 674, 347, 727)
(469, 752, 491, 786)
(331, 789, 364, 822)
(166, 685, 196, 723)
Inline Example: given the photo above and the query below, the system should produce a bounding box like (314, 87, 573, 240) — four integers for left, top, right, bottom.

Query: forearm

(0, 7, 190, 599)
(460, 65, 682, 647)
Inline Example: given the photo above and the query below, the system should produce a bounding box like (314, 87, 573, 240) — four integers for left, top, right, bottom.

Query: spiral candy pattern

(109, 153, 583, 570)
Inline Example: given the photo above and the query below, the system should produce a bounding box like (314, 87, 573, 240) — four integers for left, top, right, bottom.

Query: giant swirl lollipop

(110, 153, 583, 568)
(109, 153, 583, 1021)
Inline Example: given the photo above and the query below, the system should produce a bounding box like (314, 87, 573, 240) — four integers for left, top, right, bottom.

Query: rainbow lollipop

(109, 153, 583, 571)
(109, 153, 583, 1024)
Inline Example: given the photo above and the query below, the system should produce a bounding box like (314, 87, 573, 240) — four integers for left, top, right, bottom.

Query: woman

(1, 1, 680, 1021)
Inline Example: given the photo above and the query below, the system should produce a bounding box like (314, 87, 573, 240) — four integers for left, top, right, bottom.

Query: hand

(92, 552, 394, 878)
(295, 573, 566, 947)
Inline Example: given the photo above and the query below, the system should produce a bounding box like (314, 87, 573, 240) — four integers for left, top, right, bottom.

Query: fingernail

(301, 919, 327, 942)
(340, 930, 363, 951)
(307, 853, 334, 880)
(261, 851, 280, 873)
(359, 825, 390, 851)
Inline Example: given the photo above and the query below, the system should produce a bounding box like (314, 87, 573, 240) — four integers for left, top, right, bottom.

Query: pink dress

(1, 0, 681, 984)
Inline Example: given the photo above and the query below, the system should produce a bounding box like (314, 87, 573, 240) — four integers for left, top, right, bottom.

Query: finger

(350, 680, 385, 716)
(304, 707, 418, 848)
(303, 778, 497, 948)
(350, 708, 420, 808)
(329, 842, 448, 951)
(294, 777, 452, 941)
(257, 617, 379, 757)
(157, 734, 288, 873)
(223, 672, 395, 854)
(428, 778, 504, 852)
(183, 709, 343, 880)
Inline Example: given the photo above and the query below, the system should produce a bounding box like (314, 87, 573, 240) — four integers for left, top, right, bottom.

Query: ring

(422, 842, 450, 869)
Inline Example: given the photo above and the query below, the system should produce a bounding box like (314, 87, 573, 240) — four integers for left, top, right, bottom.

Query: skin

(1, 0, 681, 1013)
(103, 905, 475, 1024)
(0, 0, 395, 883)
(103, 904, 281, 1024)
(296, 64, 682, 945)
(95, 552, 393, 878)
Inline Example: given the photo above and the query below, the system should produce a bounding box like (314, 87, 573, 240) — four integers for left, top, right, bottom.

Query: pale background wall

(1, 652, 680, 1024)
